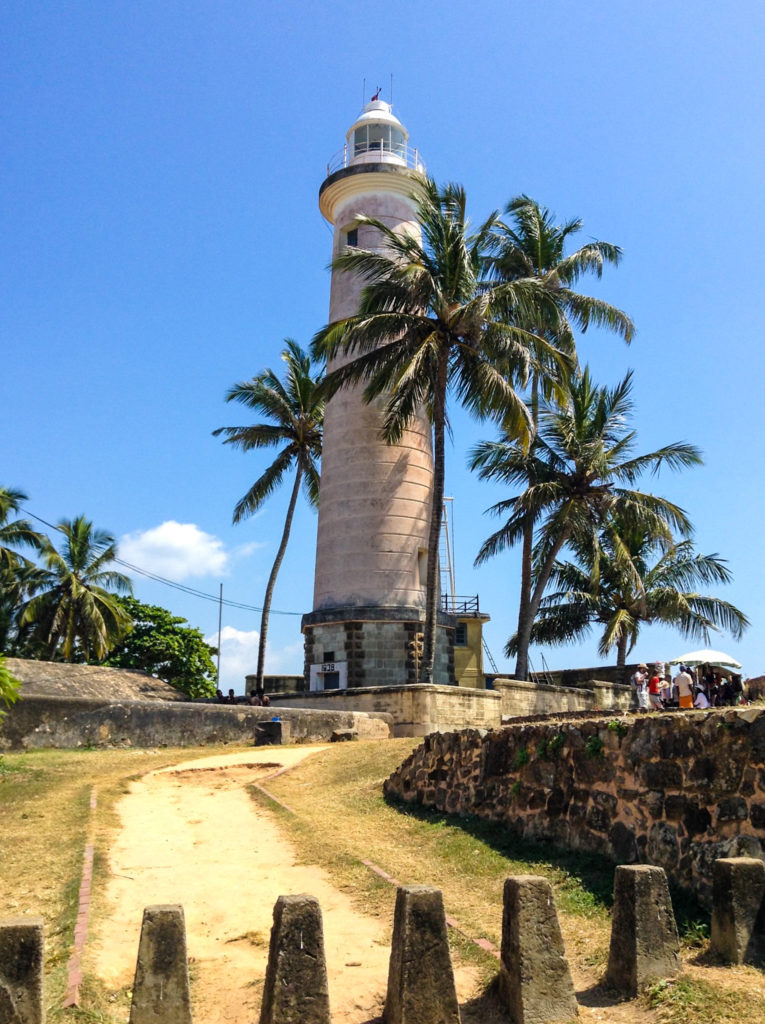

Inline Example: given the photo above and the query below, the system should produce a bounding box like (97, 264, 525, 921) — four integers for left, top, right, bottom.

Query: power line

(18, 506, 304, 617)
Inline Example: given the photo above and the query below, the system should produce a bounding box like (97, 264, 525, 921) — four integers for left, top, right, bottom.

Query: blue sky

(3, 2, 764, 688)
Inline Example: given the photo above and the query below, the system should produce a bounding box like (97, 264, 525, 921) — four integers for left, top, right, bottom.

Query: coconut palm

(508, 515, 749, 666)
(473, 367, 703, 679)
(485, 198, 634, 681)
(313, 179, 562, 684)
(20, 516, 133, 661)
(0, 487, 46, 652)
(213, 340, 324, 690)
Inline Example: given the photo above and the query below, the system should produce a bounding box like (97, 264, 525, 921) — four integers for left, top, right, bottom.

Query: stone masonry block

(129, 906, 191, 1024)
(0, 917, 44, 1024)
(606, 866, 680, 995)
(498, 876, 577, 1024)
(711, 857, 765, 964)
(384, 886, 460, 1024)
(259, 894, 330, 1024)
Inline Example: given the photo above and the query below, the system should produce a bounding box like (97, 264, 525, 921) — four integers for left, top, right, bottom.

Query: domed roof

(345, 99, 409, 142)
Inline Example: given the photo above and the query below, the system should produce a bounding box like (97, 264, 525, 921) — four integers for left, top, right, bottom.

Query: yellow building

(446, 597, 491, 689)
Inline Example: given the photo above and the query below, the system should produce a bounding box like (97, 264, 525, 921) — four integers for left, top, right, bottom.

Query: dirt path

(92, 746, 478, 1024)
(91, 745, 669, 1024)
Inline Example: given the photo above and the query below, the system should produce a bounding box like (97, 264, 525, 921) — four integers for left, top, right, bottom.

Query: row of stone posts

(1, 858, 764, 1024)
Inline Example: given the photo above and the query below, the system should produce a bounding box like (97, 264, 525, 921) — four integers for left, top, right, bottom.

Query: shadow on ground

(386, 795, 709, 937)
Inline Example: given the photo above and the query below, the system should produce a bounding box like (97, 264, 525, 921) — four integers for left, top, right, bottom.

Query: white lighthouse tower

(302, 98, 456, 691)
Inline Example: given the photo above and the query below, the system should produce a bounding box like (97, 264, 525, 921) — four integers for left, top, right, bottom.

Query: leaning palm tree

(20, 516, 133, 661)
(473, 367, 703, 680)
(485, 198, 634, 679)
(313, 179, 562, 684)
(213, 340, 324, 690)
(509, 515, 749, 666)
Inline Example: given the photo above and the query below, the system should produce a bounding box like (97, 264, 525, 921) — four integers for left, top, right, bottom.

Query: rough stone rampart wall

(384, 708, 765, 904)
(0, 695, 391, 751)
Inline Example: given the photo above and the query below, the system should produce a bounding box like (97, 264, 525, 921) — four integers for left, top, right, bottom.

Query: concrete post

(129, 906, 191, 1024)
(259, 895, 330, 1024)
(711, 857, 765, 965)
(0, 917, 44, 1024)
(605, 865, 680, 995)
(383, 886, 460, 1024)
(498, 876, 578, 1024)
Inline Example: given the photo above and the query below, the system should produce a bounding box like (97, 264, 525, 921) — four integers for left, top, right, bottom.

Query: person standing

(632, 664, 649, 709)
(675, 665, 694, 709)
(648, 668, 664, 710)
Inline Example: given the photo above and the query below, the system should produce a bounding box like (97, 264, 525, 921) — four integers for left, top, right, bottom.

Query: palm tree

(213, 340, 324, 690)
(313, 179, 561, 684)
(0, 488, 45, 652)
(486, 198, 634, 681)
(508, 515, 749, 666)
(20, 516, 133, 661)
(473, 367, 703, 680)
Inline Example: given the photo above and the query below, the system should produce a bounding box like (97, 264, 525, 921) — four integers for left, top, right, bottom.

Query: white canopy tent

(669, 648, 742, 671)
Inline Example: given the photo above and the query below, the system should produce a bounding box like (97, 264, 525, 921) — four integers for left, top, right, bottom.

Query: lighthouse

(302, 98, 456, 691)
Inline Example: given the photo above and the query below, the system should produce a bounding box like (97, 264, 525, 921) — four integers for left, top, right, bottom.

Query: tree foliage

(507, 515, 749, 665)
(105, 597, 217, 698)
(20, 516, 133, 662)
(474, 367, 703, 676)
(313, 178, 559, 682)
(214, 339, 323, 689)
(0, 653, 20, 717)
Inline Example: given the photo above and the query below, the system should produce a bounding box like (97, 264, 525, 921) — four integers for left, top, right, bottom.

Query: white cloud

(119, 521, 229, 580)
(205, 625, 303, 692)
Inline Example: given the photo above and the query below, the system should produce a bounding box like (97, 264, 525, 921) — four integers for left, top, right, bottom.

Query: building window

(455, 623, 467, 646)
(346, 228, 358, 248)
(323, 651, 335, 663)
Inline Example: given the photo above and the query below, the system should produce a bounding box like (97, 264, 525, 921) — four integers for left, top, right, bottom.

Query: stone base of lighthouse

(302, 606, 456, 689)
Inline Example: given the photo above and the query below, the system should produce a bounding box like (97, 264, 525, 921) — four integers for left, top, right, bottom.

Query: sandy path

(93, 746, 478, 1024)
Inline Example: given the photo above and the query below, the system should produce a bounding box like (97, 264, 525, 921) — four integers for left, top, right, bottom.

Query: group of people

(631, 663, 745, 711)
(214, 687, 271, 707)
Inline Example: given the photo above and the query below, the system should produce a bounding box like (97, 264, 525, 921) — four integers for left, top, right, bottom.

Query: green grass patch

(646, 975, 765, 1024)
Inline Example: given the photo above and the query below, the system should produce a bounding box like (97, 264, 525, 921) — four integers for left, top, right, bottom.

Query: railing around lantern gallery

(440, 594, 480, 615)
(326, 141, 426, 176)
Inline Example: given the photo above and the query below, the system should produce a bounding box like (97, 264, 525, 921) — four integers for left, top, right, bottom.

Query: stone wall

(0, 695, 391, 751)
(272, 684, 502, 737)
(492, 677, 632, 717)
(384, 707, 765, 904)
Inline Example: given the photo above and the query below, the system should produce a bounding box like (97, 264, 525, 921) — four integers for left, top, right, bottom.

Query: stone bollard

(259, 895, 330, 1024)
(384, 886, 460, 1024)
(129, 906, 191, 1024)
(498, 876, 578, 1024)
(605, 865, 680, 996)
(711, 857, 765, 965)
(0, 917, 45, 1024)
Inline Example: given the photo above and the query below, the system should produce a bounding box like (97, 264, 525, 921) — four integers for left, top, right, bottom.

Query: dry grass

(258, 739, 765, 1024)
(0, 744, 253, 1022)
(2, 739, 765, 1024)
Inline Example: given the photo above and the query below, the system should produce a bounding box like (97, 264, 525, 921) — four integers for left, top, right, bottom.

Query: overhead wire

(18, 506, 303, 617)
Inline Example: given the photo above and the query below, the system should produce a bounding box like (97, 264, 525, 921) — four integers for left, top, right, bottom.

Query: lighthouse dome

(345, 99, 410, 168)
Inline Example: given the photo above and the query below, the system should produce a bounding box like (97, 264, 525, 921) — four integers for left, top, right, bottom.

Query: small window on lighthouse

(346, 227, 358, 248)
(418, 549, 428, 587)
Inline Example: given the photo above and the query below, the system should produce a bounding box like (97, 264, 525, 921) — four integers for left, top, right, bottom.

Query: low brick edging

(384, 707, 765, 906)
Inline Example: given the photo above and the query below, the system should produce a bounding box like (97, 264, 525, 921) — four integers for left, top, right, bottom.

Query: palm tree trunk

(616, 633, 628, 668)
(514, 523, 572, 681)
(514, 373, 539, 682)
(421, 353, 448, 685)
(256, 467, 303, 691)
